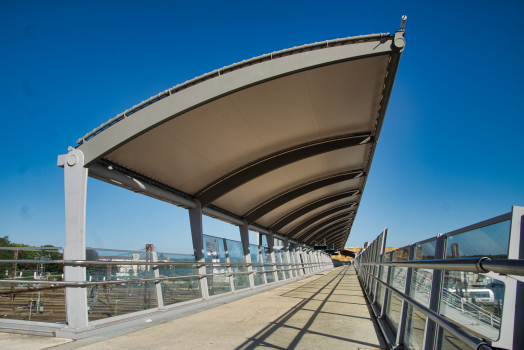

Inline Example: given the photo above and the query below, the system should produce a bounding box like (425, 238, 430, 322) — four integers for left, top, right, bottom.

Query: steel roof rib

(268, 191, 359, 232)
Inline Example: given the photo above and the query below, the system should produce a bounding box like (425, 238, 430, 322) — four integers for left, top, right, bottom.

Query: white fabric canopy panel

(75, 31, 405, 249)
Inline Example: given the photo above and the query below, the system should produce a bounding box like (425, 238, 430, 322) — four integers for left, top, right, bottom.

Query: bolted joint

(393, 31, 406, 50)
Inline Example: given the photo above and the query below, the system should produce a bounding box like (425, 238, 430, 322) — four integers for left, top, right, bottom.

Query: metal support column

(239, 223, 255, 289)
(188, 200, 210, 299)
(61, 149, 89, 329)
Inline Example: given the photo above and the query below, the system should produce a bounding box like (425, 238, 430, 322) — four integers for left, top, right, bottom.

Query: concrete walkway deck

(4, 267, 387, 350)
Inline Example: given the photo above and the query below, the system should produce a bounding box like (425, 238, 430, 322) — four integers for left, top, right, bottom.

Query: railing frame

(354, 206, 524, 350)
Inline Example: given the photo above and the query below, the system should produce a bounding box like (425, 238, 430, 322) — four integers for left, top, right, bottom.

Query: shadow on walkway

(235, 267, 387, 350)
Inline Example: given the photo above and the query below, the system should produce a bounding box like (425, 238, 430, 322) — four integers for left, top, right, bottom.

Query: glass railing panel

(161, 278, 201, 306)
(274, 249, 284, 281)
(386, 247, 409, 333)
(404, 239, 437, 350)
(156, 253, 198, 277)
(376, 254, 389, 310)
(85, 248, 153, 282)
(289, 250, 297, 278)
(0, 282, 66, 323)
(404, 304, 426, 350)
(281, 251, 290, 279)
(155, 254, 200, 307)
(435, 327, 470, 350)
(226, 239, 250, 291)
(445, 220, 510, 260)
(87, 280, 158, 321)
(0, 247, 66, 324)
(439, 220, 510, 341)
(250, 244, 265, 286)
(261, 247, 275, 283)
(203, 235, 231, 296)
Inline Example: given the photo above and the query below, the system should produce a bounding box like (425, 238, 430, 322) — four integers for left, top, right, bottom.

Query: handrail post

(259, 245, 268, 285)
(380, 251, 394, 319)
(395, 243, 415, 347)
(372, 229, 388, 305)
(188, 201, 209, 299)
(152, 252, 164, 308)
(61, 149, 89, 329)
(423, 233, 446, 350)
(223, 239, 235, 292)
(297, 247, 305, 276)
(267, 232, 279, 282)
(239, 223, 255, 289)
(283, 239, 292, 278)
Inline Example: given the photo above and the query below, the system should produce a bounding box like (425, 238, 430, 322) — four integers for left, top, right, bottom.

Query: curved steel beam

(304, 220, 352, 244)
(243, 170, 364, 224)
(307, 225, 351, 245)
(268, 190, 359, 232)
(329, 233, 350, 246)
(309, 228, 349, 245)
(283, 204, 355, 239)
(304, 222, 348, 243)
(293, 212, 353, 240)
(195, 134, 371, 207)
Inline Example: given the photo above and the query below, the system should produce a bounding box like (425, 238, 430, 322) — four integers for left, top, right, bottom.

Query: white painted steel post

(283, 239, 292, 278)
(267, 232, 278, 282)
(223, 239, 235, 292)
(188, 200, 209, 299)
(259, 245, 268, 285)
(61, 149, 89, 329)
(239, 223, 255, 289)
(296, 248, 304, 276)
(152, 252, 164, 308)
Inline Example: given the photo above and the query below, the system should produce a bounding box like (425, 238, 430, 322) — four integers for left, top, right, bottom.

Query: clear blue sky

(1, 0, 523, 254)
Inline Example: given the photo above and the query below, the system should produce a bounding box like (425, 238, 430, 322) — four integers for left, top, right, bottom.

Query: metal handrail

(360, 257, 524, 277)
(0, 265, 314, 287)
(0, 260, 324, 267)
(359, 268, 491, 350)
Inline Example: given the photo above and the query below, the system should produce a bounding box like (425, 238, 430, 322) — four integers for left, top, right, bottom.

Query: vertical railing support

(239, 223, 255, 289)
(395, 243, 415, 347)
(223, 239, 235, 292)
(379, 251, 394, 319)
(152, 252, 164, 308)
(422, 233, 446, 350)
(372, 229, 388, 305)
(188, 200, 210, 299)
(267, 232, 278, 282)
(60, 149, 89, 329)
(283, 239, 292, 279)
(259, 245, 268, 285)
(296, 248, 305, 276)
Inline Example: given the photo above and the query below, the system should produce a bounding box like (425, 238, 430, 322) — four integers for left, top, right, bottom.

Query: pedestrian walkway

(3, 267, 387, 350)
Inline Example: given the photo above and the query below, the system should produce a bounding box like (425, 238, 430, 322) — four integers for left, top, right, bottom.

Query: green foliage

(0, 236, 64, 280)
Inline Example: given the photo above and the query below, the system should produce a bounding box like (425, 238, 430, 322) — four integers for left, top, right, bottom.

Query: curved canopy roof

(76, 31, 405, 249)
